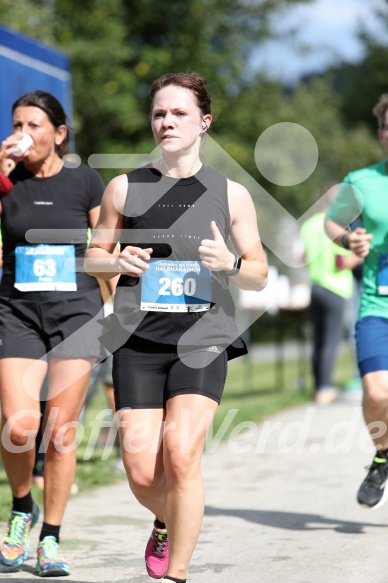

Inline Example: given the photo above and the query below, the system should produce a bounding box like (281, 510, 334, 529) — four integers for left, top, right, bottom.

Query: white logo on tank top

(207, 345, 220, 354)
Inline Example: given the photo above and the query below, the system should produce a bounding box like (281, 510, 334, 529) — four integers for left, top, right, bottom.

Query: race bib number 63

(15, 244, 77, 292)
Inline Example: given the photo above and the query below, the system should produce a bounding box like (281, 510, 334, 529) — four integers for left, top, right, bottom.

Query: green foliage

(0, 0, 386, 227)
(207, 75, 382, 222)
(0, 0, 313, 182)
(321, 2, 388, 132)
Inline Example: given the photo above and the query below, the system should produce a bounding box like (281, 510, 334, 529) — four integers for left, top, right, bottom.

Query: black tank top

(105, 165, 246, 359)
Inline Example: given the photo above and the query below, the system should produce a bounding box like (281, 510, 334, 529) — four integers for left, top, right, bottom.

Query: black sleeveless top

(102, 165, 246, 359)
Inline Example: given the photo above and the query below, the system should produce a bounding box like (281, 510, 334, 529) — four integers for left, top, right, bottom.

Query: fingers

(200, 221, 223, 254)
(1, 133, 23, 155)
(0, 133, 24, 173)
(198, 241, 222, 267)
(348, 229, 373, 244)
(117, 246, 153, 275)
(199, 221, 233, 270)
(210, 220, 223, 241)
(198, 242, 214, 256)
(1, 158, 16, 175)
(348, 231, 372, 258)
(353, 228, 373, 241)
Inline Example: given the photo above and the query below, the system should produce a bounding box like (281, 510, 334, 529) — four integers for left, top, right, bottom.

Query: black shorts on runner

(0, 292, 104, 360)
(113, 336, 228, 409)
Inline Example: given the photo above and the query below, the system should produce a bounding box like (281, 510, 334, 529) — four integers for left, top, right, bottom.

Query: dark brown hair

(150, 72, 212, 118)
(12, 90, 70, 157)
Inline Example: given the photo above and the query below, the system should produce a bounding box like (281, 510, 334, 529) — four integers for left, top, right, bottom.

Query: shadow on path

(205, 506, 387, 534)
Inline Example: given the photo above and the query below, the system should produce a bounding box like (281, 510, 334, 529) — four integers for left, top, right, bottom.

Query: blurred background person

(300, 185, 363, 404)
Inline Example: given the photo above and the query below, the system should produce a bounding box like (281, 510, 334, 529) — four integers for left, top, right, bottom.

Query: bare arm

(198, 180, 268, 291)
(87, 205, 119, 294)
(325, 219, 373, 258)
(84, 174, 152, 280)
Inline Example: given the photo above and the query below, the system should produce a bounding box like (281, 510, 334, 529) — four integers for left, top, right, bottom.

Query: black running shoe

(357, 455, 388, 509)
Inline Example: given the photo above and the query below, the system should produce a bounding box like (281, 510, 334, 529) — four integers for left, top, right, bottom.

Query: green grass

(212, 343, 356, 436)
(0, 344, 356, 522)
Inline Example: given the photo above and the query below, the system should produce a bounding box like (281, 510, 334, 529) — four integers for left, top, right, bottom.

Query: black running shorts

(113, 336, 228, 409)
(0, 291, 104, 360)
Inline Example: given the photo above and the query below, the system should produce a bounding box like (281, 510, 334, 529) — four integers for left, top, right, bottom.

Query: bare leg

(119, 408, 166, 520)
(163, 394, 218, 580)
(0, 358, 46, 498)
(105, 383, 115, 416)
(42, 358, 93, 525)
(362, 370, 388, 450)
(119, 395, 218, 580)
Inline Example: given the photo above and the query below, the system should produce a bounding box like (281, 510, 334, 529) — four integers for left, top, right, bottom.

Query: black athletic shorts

(0, 291, 104, 360)
(113, 336, 228, 409)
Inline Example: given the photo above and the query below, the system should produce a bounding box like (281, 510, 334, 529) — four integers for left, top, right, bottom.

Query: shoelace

(153, 530, 168, 556)
(4, 513, 28, 545)
(40, 537, 61, 560)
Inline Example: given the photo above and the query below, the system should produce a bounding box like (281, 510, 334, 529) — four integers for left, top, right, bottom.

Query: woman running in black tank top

(85, 72, 268, 583)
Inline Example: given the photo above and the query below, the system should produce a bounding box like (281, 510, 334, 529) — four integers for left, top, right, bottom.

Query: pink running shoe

(145, 520, 169, 579)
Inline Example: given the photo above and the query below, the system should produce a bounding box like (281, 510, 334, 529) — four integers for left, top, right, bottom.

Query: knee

(125, 462, 163, 496)
(1, 414, 40, 451)
(44, 416, 80, 453)
(166, 447, 199, 484)
(363, 381, 388, 411)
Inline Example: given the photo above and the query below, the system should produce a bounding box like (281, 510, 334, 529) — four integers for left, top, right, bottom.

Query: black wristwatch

(225, 254, 242, 276)
(341, 233, 350, 249)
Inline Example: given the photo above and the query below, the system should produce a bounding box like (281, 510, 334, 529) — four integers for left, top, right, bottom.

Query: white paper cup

(13, 133, 33, 156)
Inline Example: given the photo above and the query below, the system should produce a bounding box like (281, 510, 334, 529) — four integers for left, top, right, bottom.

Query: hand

(0, 132, 25, 175)
(117, 246, 153, 276)
(199, 221, 235, 271)
(347, 227, 373, 258)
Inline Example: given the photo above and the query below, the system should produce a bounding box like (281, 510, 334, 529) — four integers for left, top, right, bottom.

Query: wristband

(225, 254, 242, 276)
(341, 233, 350, 249)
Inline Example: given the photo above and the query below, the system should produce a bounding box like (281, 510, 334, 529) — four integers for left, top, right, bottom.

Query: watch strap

(341, 233, 350, 249)
(225, 254, 242, 276)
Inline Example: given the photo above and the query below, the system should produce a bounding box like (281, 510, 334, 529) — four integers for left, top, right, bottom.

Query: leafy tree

(321, 1, 388, 131)
(0, 0, 312, 182)
(1, 0, 381, 216)
(0, 0, 137, 179)
(206, 76, 382, 215)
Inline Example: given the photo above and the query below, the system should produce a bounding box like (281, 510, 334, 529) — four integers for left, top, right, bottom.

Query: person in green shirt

(300, 189, 361, 404)
(325, 93, 388, 510)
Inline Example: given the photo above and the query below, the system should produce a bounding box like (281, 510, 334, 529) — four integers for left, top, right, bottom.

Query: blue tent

(0, 25, 72, 138)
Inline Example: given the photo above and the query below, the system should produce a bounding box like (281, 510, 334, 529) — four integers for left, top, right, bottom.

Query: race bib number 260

(141, 260, 212, 312)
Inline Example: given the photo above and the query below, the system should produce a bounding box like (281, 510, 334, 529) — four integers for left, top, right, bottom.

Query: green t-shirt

(300, 212, 353, 299)
(326, 160, 388, 319)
